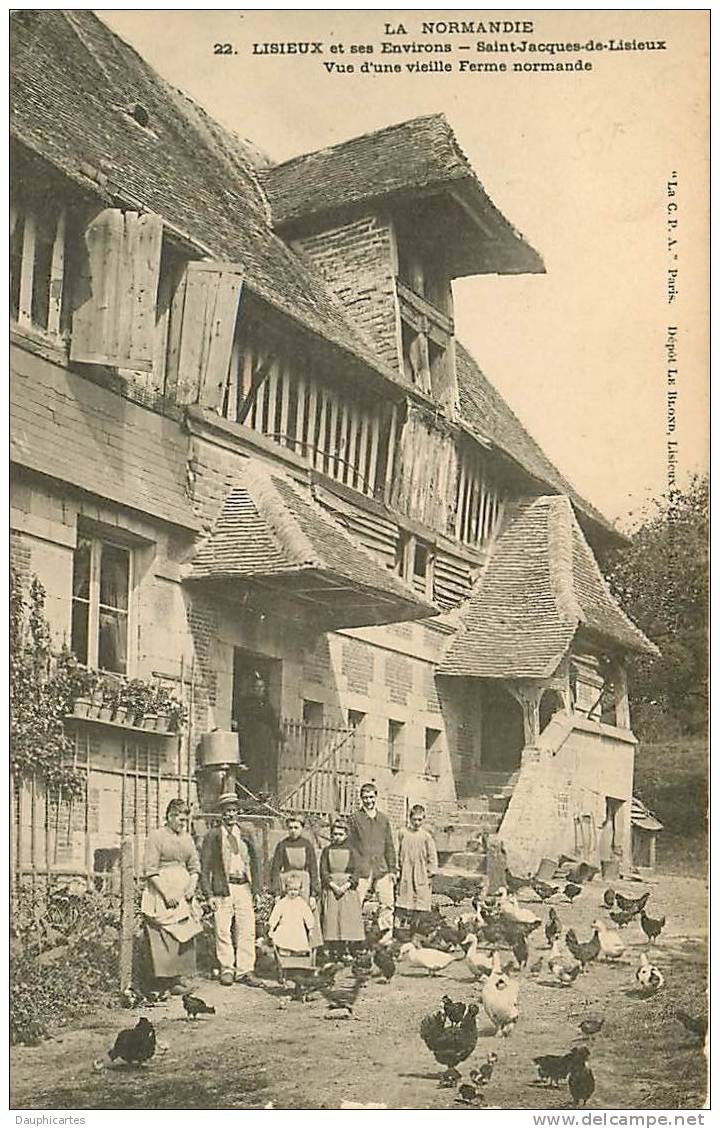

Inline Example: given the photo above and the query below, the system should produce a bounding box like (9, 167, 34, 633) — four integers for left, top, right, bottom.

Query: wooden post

(119, 839, 135, 991)
(46, 209, 66, 336)
(18, 209, 36, 327)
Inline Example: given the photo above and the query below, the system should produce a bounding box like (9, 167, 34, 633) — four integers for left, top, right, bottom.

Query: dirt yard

(11, 874, 707, 1111)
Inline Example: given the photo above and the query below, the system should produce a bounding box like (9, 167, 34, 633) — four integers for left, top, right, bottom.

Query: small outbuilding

(631, 796, 664, 872)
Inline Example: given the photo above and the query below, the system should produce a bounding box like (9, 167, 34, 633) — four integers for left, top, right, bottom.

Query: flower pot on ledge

(143, 713, 159, 731)
(73, 697, 91, 718)
(98, 704, 113, 722)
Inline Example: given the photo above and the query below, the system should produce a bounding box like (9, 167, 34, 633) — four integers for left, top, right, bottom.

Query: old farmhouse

(10, 11, 657, 885)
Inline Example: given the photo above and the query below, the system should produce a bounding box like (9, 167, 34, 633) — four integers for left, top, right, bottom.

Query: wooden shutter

(70, 209, 163, 371)
(171, 261, 244, 409)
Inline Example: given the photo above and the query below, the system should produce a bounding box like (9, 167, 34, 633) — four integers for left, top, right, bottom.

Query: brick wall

(341, 636, 375, 695)
(384, 653, 413, 706)
(294, 215, 401, 373)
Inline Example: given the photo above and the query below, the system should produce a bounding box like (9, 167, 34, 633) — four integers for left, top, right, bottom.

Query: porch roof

(187, 459, 437, 629)
(438, 494, 658, 679)
(631, 796, 664, 832)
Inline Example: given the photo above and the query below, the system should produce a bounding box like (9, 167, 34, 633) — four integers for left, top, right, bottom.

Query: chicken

(564, 882, 582, 905)
(399, 941, 463, 976)
(568, 1046, 595, 1107)
(480, 955, 520, 1037)
(534, 1050, 576, 1087)
(640, 910, 666, 944)
(532, 879, 559, 903)
(351, 949, 373, 977)
(565, 862, 598, 885)
(609, 909, 637, 928)
(442, 994, 469, 1025)
(321, 972, 366, 1014)
(182, 993, 216, 1020)
(565, 927, 601, 971)
(472, 1051, 498, 1086)
(676, 1010, 708, 1041)
(461, 934, 494, 980)
(419, 1000, 479, 1085)
(506, 869, 532, 895)
(511, 932, 529, 969)
(603, 888, 616, 909)
(615, 890, 650, 915)
(455, 1081, 485, 1105)
(578, 1016, 604, 1037)
(592, 919, 625, 961)
(548, 951, 581, 987)
(545, 907, 562, 948)
(372, 947, 396, 982)
(636, 952, 664, 994)
(108, 1017, 156, 1065)
(288, 962, 342, 1002)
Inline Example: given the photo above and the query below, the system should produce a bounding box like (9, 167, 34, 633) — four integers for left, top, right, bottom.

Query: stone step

(441, 850, 487, 874)
(433, 823, 489, 853)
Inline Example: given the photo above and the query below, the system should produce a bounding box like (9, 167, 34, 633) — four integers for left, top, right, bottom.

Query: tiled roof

(438, 495, 657, 679)
(190, 460, 436, 627)
(9, 10, 408, 394)
(262, 114, 543, 273)
(455, 343, 621, 542)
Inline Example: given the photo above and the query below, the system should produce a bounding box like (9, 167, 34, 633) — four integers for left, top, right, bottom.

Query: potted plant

(88, 686, 104, 719)
(117, 679, 157, 727)
(153, 686, 188, 734)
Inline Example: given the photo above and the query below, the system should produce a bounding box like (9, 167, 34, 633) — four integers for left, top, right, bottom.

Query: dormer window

(396, 530, 435, 599)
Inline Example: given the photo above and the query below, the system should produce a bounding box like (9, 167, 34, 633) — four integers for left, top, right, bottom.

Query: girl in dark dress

(269, 813, 323, 948)
(319, 817, 365, 959)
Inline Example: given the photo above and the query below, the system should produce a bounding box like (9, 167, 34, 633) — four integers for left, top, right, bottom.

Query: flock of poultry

(98, 868, 706, 1109)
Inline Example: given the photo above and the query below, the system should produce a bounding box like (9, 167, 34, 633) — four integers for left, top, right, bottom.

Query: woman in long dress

(319, 817, 364, 958)
(141, 798, 203, 993)
(396, 804, 438, 930)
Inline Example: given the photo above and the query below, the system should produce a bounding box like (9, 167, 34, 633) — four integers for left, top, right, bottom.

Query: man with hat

(200, 791, 261, 986)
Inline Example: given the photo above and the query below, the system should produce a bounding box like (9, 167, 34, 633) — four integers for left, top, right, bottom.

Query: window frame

(387, 718, 404, 773)
(71, 533, 135, 677)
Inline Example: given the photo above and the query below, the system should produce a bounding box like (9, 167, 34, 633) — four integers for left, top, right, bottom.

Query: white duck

(636, 952, 665, 994)
(592, 918, 626, 961)
(462, 933, 494, 980)
(498, 888, 541, 926)
(398, 941, 462, 977)
(480, 950, 520, 1037)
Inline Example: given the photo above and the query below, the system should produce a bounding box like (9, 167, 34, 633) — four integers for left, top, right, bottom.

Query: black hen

(182, 992, 216, 1020)
(441, 995, 468, 1025)
(610, 909, 637, 928)
(603, 888, 616, 909)
(532, 879, 559, 902)
(534, 1051, 576, 1087)
(288, 962, 342, 1002)
(640, 910, 666, 943)
(545, 908, 562, 948)
(505, 870, 531, 895)
(564, 883, 582, 905)
(565, 928, 601, 971)
(373, 947, 396, 982)
(615, 891, 650, 915)
(420, 1001, 479, 1086)
(512, 932, 528, 969)
(568, 1046, 595, 1108)
(108, 1017, 156, 1065)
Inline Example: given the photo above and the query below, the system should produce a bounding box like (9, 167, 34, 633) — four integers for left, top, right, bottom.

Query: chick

(472, 1051, 498, 1087)
(578, 1016, 604, 1038)
(534, 1050, 576, 1088)
(636, 952, 664, 995)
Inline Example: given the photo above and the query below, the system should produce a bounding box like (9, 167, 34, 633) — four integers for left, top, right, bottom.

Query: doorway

(480, 684, 525, 772)
(231, 649, 282, 797)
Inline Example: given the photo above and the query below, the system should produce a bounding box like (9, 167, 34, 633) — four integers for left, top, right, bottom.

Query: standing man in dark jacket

(346, 782, 397, 935)
(200, 792, 261, 987)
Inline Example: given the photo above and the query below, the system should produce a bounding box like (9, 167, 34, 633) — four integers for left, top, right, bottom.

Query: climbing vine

(10, 570, 88, 795)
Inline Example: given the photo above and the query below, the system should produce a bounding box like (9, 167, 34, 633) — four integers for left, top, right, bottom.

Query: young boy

(396, 804, 438, 931)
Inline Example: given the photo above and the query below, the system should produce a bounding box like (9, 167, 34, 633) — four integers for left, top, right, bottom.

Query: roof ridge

(242, 462, 320, 567)
(545, 495, 583, 625)
(265, 112, 453, 171)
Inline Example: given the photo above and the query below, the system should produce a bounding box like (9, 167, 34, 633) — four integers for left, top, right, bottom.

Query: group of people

(140, 782, 439, 991)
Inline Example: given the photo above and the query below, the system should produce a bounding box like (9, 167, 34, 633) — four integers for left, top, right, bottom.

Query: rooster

(565, 927, 601, 972)
(640, 910, 666, 943)
(615, 890, 650, 915)
(419, 999, 479, 1086)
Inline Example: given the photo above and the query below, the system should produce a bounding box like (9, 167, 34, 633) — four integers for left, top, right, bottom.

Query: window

(424, 727, 442, 777)
(71, 535, 131, 675)
(10, 199, 70, 338)
(348, 709, 365, 730)
(302, 700, 324, 728)
(387, 719, 404, 773)
(396, 532, 434, 599)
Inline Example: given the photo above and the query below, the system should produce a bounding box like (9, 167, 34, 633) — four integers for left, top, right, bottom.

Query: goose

(398, 941, 463, 977)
